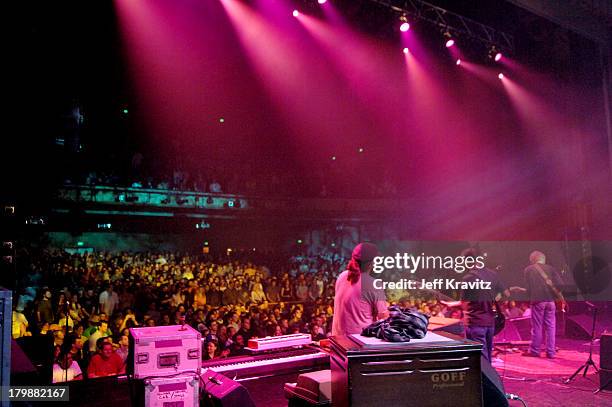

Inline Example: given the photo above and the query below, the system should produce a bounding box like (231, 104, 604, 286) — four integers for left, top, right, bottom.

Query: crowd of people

(11, 249, 532, 384)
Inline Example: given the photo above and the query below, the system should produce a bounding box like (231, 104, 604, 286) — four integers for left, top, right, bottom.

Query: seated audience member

(116, 334, 130, 364)
(52, 348, 83, 383)
(203, 340, 220, 360)
(88, 338, 125, 378)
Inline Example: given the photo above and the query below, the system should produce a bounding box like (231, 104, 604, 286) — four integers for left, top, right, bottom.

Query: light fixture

(399, 14, 410, 32)
(443, 31, 454, 48)
(292, 9, 299, 17)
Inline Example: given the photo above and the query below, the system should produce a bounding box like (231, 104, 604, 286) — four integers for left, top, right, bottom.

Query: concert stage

(494, 338, 610, 407)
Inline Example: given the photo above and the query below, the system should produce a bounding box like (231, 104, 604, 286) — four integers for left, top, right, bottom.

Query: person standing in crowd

(523, 250, 566, 359)
(37, 290, 55, 328)
(332, 242, 388, 336)
(99, 284, 118, 316)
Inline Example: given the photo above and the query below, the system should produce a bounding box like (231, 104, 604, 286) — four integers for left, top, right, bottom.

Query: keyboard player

(332, 242, 389, 336)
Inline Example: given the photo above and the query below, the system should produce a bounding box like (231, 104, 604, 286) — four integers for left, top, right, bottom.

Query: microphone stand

(564, 305, 599, 384)
(64, 300, 70, 383)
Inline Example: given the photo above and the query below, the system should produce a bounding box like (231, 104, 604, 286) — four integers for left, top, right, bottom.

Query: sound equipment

(480, 356, 509, 407)
(330, 332, 483, 407)
(143, 373, 199, 407)
(10, 339, 38, 385)
(0, 289, 11, 407)
(284, 369, 331, 405)
(201, 370, 256, 407)
(428, 316, 464, 336)
(495, 317, 531, 343)
(248, 333, 312, 351)
(565, 314, 607, 340)
(599, 369, 612, 392)
(600, 332, 612, 369)
(129, 325, 201, 379)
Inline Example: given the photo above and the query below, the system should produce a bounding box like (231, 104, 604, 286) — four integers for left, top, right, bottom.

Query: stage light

(331, 156, 336, 160)
(443, 31, 454, 48)
(219, 118, 225, 123)
(498, 73, 504, 79)
(495, 53, 502, 62)
(292, 9, 299, 17)
(399, 14, 410, 32)
(403, 47, 409, 54)
(358, 147, 364, 153)
(456, 59, 461, 65)
(318, 0, 327, 4)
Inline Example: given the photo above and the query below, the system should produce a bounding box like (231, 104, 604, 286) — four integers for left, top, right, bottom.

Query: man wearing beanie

(332, 242, 388, 336)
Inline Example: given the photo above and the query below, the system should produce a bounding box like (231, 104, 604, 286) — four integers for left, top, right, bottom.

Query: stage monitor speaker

(565, 314, 607, 340)
(201, 371, 256, 407)
(481, 356, 509, 407)
(601, 333, 612, 370)
(600, 369, 612, 392)
(495, 317, 531, 343)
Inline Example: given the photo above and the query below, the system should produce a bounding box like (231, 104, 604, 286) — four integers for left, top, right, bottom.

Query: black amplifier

(330, 332, 483, 407)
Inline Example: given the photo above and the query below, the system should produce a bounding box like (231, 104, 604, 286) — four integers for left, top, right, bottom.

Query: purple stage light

(498, 73, 504, 79)
(403, 47, 409, 54)
(456, 59, 461, 65)
(292, 9, 299, 17)
(495, 52, 502, 62)
(400, 22, 410, 32)
(318, 0, 327, 4)
(445, 39, 455, 48)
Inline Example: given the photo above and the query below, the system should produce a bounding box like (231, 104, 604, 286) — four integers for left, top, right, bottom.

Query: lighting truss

(367, 0, 515, 53)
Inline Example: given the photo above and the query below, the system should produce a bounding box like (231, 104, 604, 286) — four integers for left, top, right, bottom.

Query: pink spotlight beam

(292, 9, 299, 17)
(400, 22, 410, 32)
(445, 39, 455, 48)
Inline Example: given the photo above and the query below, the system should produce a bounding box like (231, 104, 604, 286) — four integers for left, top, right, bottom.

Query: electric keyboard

(201, 346, 329, 380)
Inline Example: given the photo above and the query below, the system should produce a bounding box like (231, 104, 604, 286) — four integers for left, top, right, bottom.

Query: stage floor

(492, 338, 609, 407)
(246, 338, 611, 407)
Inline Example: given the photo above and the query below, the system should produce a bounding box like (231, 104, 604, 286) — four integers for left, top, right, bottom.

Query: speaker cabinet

(201, 371, 256, 407)
(600, 369, 612, 392)
(480, 356, 509, 407)
(601, 333, 612, 370)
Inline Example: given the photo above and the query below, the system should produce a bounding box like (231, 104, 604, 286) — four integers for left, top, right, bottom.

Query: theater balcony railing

(53, 185, 406, 221)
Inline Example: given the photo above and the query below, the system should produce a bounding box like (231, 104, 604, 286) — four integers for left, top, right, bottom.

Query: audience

(12, 248, 533, 384)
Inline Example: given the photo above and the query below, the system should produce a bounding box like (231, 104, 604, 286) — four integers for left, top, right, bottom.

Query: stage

(494, 338, 609, 407)
(243, 338, 611, 407)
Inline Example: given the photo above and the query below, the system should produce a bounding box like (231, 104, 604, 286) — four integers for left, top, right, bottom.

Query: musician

(331, 242, 388, 336)
(443, 248, 509, 362)
(523, 250, 565, 359)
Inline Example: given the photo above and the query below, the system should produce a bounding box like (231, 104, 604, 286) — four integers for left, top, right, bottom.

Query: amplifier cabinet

(129, 325, 201, 379)
(330, 333, 483, 407)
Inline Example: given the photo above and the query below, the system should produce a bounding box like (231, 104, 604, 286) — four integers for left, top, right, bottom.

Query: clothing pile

(361, 306, 429, 342)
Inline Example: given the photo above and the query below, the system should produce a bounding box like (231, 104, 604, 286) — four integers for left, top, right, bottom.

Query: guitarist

(523, 250, 567, 359)
(442, 247, 510, 362)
